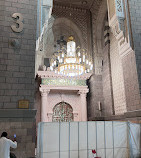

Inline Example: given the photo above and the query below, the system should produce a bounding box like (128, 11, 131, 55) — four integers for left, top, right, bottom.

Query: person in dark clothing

(10, 152, 17, 158)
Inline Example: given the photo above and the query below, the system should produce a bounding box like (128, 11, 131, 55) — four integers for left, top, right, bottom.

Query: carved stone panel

(115, 0, 124, 18)
(52, 102, 74, 122)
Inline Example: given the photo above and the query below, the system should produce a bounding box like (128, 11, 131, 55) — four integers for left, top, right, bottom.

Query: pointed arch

(52, 102, 74, 122)
(53, 17, 84, 47)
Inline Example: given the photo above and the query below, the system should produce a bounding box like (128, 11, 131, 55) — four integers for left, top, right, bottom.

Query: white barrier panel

(129, 122, 140, 158)
(37, 121, 141, 158)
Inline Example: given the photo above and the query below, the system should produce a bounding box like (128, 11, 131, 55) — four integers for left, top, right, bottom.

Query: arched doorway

(52, 102, 74, 122)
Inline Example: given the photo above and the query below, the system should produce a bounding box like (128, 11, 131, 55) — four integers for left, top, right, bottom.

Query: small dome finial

(68, 36, 75, 42)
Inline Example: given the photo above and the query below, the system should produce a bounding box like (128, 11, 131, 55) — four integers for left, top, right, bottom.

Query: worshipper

(0, 132, 17, 158)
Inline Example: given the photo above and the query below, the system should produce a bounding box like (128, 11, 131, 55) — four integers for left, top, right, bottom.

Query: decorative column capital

(78, 89, 88, 121)
(40, 88, 50, 96)
(78, 89, 89, 95)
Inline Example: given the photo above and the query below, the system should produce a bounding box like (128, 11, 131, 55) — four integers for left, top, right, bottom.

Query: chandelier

(49, 36, 93, 77)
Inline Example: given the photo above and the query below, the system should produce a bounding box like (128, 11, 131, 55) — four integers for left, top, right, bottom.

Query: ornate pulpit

(37, 69, 91, 122)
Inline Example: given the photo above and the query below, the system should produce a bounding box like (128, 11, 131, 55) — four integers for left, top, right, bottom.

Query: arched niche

(52, 101, 74, 122)
(44, 17, 84, 58)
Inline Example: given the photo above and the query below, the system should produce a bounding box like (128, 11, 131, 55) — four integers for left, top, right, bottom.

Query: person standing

(0, 132, 17, 158)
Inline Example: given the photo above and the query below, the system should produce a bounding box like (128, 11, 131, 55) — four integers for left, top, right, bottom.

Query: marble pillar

(78, 90, 88, 121)
(40, 89, 50, 122)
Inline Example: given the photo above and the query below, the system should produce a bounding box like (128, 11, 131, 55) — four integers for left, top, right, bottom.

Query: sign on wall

(18, 100, 29, 109)
(11, 13, 24, 33)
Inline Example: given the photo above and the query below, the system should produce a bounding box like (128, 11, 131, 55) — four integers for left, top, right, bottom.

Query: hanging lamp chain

(69, 0, 72, 36)
(70, 0, 72, 17)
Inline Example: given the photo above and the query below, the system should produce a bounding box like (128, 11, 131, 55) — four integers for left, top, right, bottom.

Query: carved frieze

(108, 0, 134, 58)
(108, 0, 125, 40)
(42, 78, 87, 86)
(115, 0, 124, 18)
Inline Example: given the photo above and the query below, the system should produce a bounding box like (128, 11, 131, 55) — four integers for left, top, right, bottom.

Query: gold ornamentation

(18, 100, 29, 109)
(50, 36, 93, 77)
(68, 36, 75, 42)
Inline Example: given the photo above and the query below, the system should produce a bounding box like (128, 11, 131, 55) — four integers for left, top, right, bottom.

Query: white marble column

(40, 89, 50, 122)
(78, 90, 89, 121)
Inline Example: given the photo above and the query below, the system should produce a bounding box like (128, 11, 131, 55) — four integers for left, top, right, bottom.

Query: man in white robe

(0, 132, 17, 158)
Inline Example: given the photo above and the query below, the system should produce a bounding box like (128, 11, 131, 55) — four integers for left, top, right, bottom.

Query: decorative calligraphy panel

(42, 78, 86, 86)
(52, 102, 74, 122)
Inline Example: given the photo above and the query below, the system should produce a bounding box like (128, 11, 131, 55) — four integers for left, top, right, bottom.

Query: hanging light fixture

(50, 36, 93, 77)
(49, 0, 93, 77)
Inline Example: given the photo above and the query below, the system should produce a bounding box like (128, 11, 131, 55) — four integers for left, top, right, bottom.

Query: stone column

(40, 89, 50, 122)
(78, 90, 89, 121)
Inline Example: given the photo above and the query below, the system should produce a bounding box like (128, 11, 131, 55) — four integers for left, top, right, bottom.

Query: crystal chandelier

(49, 36, 93, 77)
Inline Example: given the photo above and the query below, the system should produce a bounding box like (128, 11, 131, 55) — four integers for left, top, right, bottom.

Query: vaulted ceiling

(54, 0, 95, 9)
